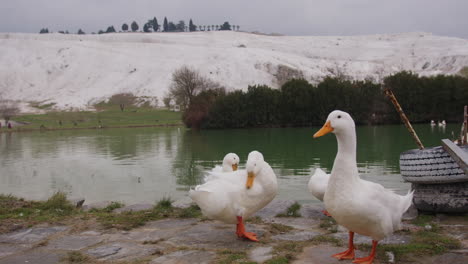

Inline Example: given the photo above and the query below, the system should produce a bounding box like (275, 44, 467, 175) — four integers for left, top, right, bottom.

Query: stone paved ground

(0, 199, 467, 264)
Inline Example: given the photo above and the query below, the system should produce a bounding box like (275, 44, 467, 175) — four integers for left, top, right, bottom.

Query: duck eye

(337, 115, 341, 119)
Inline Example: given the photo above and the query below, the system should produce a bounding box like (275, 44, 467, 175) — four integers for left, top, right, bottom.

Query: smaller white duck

(205, 153, 240, 182)
(430, 120, 436, 126)
(212, 153, 240, 173)
(307, 168, 332, 216)
(189, 151, 278, 242)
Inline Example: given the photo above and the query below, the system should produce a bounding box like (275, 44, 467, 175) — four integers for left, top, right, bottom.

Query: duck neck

(332, 129, 358, 178)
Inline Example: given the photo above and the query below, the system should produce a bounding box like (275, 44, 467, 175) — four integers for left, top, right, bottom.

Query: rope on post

(384, 87, 425, 150)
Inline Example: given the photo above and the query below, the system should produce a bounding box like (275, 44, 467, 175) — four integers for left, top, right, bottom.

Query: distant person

(7, 122, 12, 129)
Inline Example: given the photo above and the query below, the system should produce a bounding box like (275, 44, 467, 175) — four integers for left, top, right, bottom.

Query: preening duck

(314, 110, 413, 264)
(189, 151, 278, 241)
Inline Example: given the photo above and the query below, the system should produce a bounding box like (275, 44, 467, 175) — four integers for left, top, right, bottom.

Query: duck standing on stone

(189, 151, 278, 241)
(313, 110, 413, 264)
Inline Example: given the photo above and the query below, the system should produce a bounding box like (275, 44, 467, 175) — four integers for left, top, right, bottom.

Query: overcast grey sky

(1, 0, 468, 38)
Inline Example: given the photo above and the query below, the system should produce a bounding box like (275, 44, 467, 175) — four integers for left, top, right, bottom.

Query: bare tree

(108, 93, 136, 111)
(0, 100, 20, 123)
(169, 66, 222, 111)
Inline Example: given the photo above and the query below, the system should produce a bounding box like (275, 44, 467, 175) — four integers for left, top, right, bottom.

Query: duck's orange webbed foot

(352, 240, 378, 264)
(236, 216, 259, 242)
(322, 210, 332, 217)
(241, 231, 259, 242)
(332, 247, 355, 260)
(332, 231, 355, 260)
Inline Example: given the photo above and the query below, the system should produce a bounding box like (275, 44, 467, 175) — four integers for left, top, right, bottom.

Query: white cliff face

(1, 31, 467, 111)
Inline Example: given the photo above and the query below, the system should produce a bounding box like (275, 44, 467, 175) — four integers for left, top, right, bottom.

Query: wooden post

(463, 105, 467, 145)
(384, 87, 425, 150)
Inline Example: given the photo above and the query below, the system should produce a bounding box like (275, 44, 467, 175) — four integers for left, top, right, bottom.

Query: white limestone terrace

(0, 31, 467, 111)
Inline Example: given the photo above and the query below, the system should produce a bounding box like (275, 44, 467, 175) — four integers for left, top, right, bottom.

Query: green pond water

(0, 124, 460, 204)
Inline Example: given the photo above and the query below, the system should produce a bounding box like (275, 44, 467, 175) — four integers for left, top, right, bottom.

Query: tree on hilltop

(189, 19, 196, 32)
(176, 20, 186, 32)
(77, 29, 85, 35)
(143, 22, 151, 32)
(163, 17, 168, 32)
(131, 21, 139, 32)
(151, 17, 159, 32)
(220, 22, 231, 30)
(39, 28, 49, 34)
(106, 26, 116, 33)
(168, 22, 177, 32)
(122, 23, 128, 32)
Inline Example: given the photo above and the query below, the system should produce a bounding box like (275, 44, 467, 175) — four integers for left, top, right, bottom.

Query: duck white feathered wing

(307, 168, 329, 202)
(356, 179, 413, 233)
(190, 170, 248, 223)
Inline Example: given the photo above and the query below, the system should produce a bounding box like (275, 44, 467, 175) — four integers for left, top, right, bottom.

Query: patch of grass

(217, 250, 255, 264)
(0, 192, 81, 233)
(411, 214, 440, 231)
(104, 201, 124, 212)
(411, 214, 434, 226)
(62, 251, 90, 263)
(95, 210, 157, 230)
(265, 256, 290, 264)
(276, 202, 301, 217)
(274, 241, 304, 253)
(319, 218, 338, 233)
(246, 215, 264, 224)
(272, 241, 306, 263)
(270, 223, 294, 234)
(41, 192, 75, 215)
(155, 197, 173, 209)
(94, 202, 202, 230)
(358, 230, 461, 262)
(177, 204, 202, 218)
(309, 235, 343, 247)
(13, 107, 182, 131)
(88, 201, 125, 213)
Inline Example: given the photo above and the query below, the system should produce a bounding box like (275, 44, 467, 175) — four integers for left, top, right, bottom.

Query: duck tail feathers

(401, 189, 414, 214)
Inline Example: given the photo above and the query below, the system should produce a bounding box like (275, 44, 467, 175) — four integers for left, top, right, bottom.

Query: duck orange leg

(236, 216, 258, 242)
(332, 231, 355, 260)
(322, 210, 332, 217)
(353, 240, 378, 264)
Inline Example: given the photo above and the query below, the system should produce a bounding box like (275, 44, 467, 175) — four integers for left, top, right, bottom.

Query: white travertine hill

(0, 31, 467, 110)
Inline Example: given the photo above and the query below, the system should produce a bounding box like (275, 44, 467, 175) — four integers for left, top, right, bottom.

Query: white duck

(314, 110, 413, 264)
(189, 151, 278, 241)
(212, 153, 240, 173)
(204, 153, 240, 182)
(307, 168, 332, 216)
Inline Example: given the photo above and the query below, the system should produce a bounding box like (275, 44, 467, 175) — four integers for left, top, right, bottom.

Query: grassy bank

(3, 106, 182, 132)
(0, 193, 201, 233)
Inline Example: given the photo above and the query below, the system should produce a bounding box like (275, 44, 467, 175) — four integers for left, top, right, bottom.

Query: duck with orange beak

(314, 110, 413, 264)
(189, 151, 278, 241)
(204, 153, 240, 182)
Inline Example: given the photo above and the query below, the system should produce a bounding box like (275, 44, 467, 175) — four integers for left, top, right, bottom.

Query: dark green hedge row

(183, 71, 468, 129)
